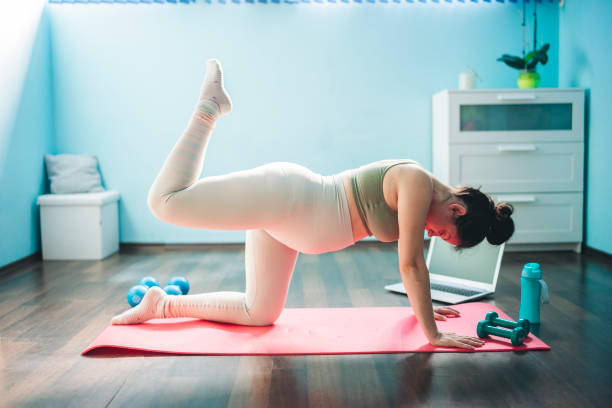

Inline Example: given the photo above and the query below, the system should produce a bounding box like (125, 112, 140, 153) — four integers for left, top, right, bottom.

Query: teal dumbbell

(477, 320, 527, 346)
(485, 311, 530, 335)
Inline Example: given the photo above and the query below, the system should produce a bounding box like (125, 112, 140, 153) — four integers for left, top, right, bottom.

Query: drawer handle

(497, 144, 537, 152)
(495, 195, 536, 204)
(496, 94, 538, 101)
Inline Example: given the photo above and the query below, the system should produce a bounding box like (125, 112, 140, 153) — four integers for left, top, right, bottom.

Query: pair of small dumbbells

(477, 311, 531, 346)
(126, 276, 190, 307)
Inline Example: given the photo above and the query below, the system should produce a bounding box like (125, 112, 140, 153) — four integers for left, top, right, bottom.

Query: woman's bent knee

(245, 306, 282, 326)
(147, 191, 168, 222)
(147, 188, 180, 224)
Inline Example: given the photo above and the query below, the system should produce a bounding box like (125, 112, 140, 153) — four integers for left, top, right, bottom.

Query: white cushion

(44, 154, 105, 194)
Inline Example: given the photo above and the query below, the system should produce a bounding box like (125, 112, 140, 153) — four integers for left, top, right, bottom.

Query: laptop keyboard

(430, 283, 482, 297)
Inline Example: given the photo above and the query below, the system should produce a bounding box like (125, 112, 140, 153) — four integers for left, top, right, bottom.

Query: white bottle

(459, 66, 480, 90)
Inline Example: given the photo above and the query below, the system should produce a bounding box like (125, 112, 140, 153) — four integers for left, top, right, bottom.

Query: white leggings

(146, 101, 355, 325)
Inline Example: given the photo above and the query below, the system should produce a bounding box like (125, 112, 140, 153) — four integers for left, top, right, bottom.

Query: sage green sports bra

(349, 159, 417, 242)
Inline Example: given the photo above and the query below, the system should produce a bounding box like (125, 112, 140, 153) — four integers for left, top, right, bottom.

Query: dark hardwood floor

(1, 243, 611, 407)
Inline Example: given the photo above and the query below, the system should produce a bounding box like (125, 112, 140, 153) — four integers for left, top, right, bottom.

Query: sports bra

(349, 159, 417, 242)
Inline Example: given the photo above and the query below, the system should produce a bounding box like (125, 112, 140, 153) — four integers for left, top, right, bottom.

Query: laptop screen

(426, 238, 503, 285)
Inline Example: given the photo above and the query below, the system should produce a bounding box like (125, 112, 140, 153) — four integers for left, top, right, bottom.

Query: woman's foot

(111, 286, 167, 325)
(198, 59, 232, 116)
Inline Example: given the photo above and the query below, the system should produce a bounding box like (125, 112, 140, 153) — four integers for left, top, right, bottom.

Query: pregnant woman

(111, 59, 514, 350)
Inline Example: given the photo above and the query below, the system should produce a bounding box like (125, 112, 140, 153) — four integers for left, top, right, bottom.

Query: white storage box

(37, 191, 120, 260)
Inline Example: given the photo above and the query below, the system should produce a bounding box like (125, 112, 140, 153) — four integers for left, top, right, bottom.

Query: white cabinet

(37, 191, 120, 260)
(433, 88, 585, 252)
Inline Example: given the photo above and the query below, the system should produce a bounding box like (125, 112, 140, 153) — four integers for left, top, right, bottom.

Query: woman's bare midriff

(340, 172, 370, 242)
(340, 164, 412, 243)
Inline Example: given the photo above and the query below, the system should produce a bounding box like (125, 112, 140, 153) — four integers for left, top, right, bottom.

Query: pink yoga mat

(82, 302, 550, 355)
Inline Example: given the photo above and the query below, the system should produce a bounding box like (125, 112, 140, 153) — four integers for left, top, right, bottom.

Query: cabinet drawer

(447, 90, 584, 143)
(449, 142, 584, 193)
(490, 192, 583, 244)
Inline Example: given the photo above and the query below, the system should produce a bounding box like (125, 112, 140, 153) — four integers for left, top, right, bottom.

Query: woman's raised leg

(148, 59, 231, 215)
(147, 59, 291, 232)
(111, 229, 298, 326)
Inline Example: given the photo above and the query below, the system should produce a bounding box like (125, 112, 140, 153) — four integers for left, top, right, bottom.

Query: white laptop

(384, 237, 505, 304)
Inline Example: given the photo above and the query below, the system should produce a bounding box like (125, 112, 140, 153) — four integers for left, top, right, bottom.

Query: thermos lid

(522, 262, 542, 279)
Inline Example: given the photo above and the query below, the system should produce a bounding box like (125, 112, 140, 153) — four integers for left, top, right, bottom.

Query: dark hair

(453, 186, 515, 249)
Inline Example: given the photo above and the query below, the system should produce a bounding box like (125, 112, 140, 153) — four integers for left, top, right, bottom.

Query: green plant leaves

(496, 54, 525, 70)
(526, 43, 550, 70)
(497, 43, 550, 72)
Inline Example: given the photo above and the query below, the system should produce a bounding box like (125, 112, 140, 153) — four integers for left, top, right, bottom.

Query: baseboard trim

(505, 242, 582, 253)
(119, 240, 398, 254)
(120, 242, 244, 254)
(0, 251, 42, 279)
(582, 245, 612, 265)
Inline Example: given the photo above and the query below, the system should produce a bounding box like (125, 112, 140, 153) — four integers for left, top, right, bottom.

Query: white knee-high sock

(111, 286, 255, 325)
(164, 291, 253, 324)
(148, 59, 232, 207)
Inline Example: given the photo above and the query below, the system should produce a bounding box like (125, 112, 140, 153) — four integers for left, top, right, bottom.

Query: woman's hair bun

(486, 202, 515, 245)
(454, 186, 516, 248)
(494, 202, 513, 220)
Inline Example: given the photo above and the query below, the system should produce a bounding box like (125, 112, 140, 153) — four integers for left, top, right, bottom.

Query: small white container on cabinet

(37, 191, 120, 260)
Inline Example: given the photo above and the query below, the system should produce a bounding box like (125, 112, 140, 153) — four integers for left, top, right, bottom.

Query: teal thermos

(519, 263, 549, 324)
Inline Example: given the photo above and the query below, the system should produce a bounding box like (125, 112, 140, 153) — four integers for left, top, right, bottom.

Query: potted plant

(497, 1, 550, 89)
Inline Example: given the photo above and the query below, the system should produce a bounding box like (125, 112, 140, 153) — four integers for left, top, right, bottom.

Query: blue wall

(46, 2, 559, 244)
(559, 0, 612, 255)
(14, 2, 609, 268)
(0, 5, 56, 268)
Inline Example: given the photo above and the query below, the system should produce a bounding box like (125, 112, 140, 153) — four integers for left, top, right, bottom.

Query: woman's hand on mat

(433, 306, 461, 321)
(431, 331, 486, 350)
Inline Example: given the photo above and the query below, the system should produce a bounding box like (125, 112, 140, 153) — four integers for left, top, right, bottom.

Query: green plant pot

(517, 71, 540, 89)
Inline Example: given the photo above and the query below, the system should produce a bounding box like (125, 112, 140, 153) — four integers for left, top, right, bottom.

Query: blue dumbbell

(477, 320, 527, 346)
(126, 285, 149, 307)
(138, 276, 160, 289)
(485, 311, 530, 335)
(167, 276, 190, 295)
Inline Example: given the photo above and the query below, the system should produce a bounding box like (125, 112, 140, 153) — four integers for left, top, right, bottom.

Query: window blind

(48, 0, 555, 5)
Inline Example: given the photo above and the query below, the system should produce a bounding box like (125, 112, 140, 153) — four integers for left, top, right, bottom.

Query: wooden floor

(2, 243, 611, 407)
